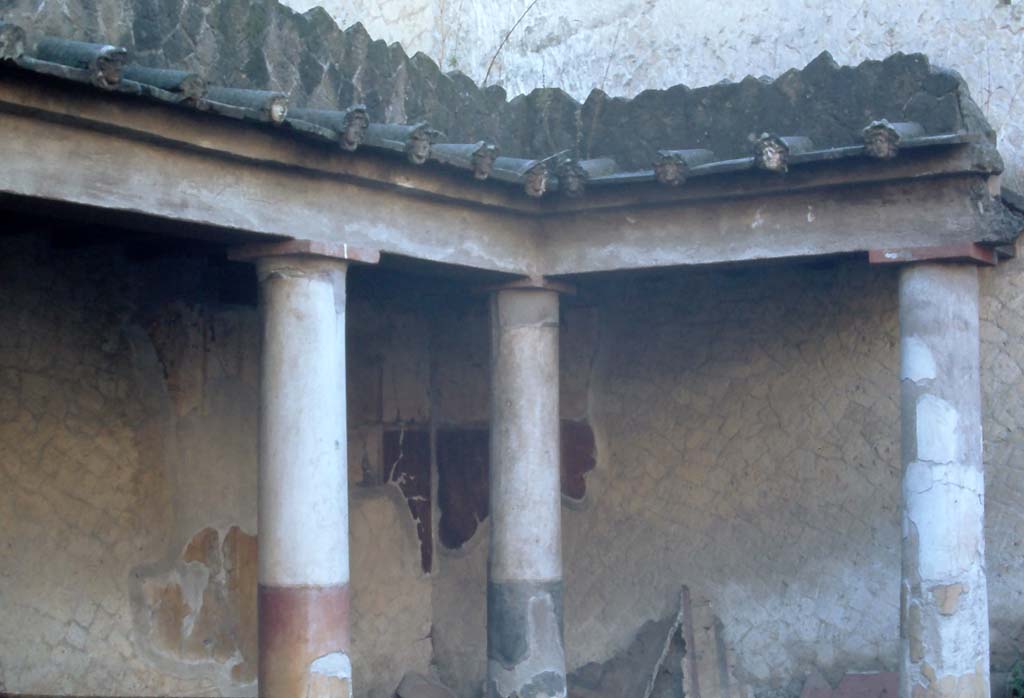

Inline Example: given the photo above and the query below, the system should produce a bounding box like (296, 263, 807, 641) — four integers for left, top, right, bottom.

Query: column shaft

(488, 288, 566, 698)
(257, 256, 352, 698)
(899, 263, 989, 698)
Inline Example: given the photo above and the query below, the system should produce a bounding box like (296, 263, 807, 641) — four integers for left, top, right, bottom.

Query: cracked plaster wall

(0, 233, 202, 696)
(0, 4, 1021, 697)
(427, 251, 1024, 698)
(0, 233, 432, 698)
(4, 233, 1024, 698)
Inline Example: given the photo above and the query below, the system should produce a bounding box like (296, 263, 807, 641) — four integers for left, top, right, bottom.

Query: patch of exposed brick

(561, 420, 596, 502)
(437, 427, 490, 550)
(384, 428, 433, 573)
(436, 421, 597, 550)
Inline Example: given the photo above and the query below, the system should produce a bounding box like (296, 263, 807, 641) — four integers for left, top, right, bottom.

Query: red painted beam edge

(868, 243, 996, 266)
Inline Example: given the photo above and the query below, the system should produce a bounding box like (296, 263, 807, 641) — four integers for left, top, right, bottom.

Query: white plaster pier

(899, 262, 990, 698)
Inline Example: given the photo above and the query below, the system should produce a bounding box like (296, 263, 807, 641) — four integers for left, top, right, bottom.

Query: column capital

(228, 238, 380, 265)
(868, 242, 997, 266)
(481, 275, 576, 296)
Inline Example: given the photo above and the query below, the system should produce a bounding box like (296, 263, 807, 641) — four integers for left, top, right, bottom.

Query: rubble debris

(683, 589, 750, 698)
(568, 590, 685, 698)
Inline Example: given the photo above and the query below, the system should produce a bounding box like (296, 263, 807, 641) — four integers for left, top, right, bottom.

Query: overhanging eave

(1, 72, 1021, 280)
(0, 92, 544, 276)
(538, 175, 1022, 276)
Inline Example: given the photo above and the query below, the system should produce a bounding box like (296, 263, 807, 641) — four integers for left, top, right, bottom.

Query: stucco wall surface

(0, 233, 433, 698)
(0, 233, 199, 696)
(280, 0, 1024, 191)
(0, 1, 1022, 696)
(3, 236, 1024, 698)
(425, 251, 1024, 698)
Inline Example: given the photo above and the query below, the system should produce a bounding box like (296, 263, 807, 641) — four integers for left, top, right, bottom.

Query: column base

(487, 579, 567, 698)
(259, 584, 352, 698)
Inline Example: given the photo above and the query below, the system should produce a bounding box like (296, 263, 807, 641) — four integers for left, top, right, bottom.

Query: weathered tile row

(0, 20, 980, 201)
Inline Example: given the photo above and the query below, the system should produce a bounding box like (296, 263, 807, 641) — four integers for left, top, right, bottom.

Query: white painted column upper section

(899, 262, 989, 698)
(489, 288, 563, 583)
(257, 255, 350, 588)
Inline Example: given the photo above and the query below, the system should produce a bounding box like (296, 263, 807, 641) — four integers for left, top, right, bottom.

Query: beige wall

(425, 251, 1024, 697)
(272, 5, 1024, 688)
(3, 230, 1024, 698)
(0, 233, 195, 695)
(2, 4, 1023, 697)
(0, 233, 432, 698)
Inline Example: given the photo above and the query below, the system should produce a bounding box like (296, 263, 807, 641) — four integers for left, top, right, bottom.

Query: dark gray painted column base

(487, 580, 566, 698)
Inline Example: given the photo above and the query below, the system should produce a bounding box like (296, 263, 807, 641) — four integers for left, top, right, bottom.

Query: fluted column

(899, 262, 989, 698)
(488, 286, 566, 698)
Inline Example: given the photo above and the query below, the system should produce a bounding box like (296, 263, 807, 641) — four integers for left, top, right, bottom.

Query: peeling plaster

(915, 395, 959, 464)
(436, 421, 596, 551)
(901, 337, 937, 383)
(307, 650, 354, 698)
(904, 461, 934, 494)
(905, 478, 983, 581)
(7, 226, 1024, 697)
(931, 583, 966, 616)
(900, 263, 989, 698)
(384, 427, 433, 573)
(132, 526, 259, 686)
(310, 652, 353, 680)
(489, 594, 567, 698)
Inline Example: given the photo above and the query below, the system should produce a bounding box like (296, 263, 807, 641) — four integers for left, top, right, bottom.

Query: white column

(899, 262, 989, 698)
(256, 254, 352, 698)
(488, 287, 566, 698)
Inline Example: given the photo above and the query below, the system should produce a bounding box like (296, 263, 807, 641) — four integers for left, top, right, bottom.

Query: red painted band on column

(259, 583, 350, 698)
